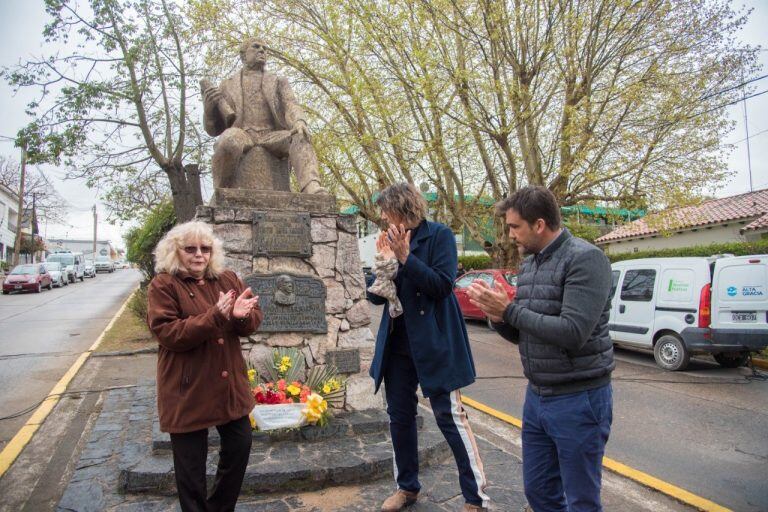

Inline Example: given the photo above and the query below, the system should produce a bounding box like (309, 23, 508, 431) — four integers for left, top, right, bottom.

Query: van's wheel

(79, 275, 84, 282)
(654, 334, 690, 371)
(713, 351, 749, 368)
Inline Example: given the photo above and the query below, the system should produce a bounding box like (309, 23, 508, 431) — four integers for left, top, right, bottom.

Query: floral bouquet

(248, 347, 345, 430)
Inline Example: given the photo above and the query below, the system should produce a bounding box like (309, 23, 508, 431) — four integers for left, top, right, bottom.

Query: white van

(609, 255, 768, 370)
(46, 251, 86, 283)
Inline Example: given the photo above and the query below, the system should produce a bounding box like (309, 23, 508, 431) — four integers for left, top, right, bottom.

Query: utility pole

(12, 142, 27, 266)
(741, 78, 754, 192)
(92, 205, 97, 259)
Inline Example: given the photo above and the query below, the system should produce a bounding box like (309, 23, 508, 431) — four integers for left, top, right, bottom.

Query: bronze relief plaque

(244, 273, 327, 333)
(252, 211, 311, 258)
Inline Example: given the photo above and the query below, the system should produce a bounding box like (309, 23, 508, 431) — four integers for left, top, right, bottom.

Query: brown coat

(147, 270, 262, 433)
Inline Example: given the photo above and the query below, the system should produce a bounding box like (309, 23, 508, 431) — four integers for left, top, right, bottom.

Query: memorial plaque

(327, 348, 361, 374)
(253, 211, 311, 257)
(244, 273, 327, 333)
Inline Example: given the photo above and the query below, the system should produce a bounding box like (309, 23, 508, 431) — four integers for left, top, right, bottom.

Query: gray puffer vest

(499, 229, 615, 395)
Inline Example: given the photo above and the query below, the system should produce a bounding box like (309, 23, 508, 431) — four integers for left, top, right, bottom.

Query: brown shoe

(462, 504, 487, 511)
(381, 489, 418, 511)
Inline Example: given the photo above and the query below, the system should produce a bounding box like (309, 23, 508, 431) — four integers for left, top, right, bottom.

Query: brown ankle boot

(380, 489, 418, 511)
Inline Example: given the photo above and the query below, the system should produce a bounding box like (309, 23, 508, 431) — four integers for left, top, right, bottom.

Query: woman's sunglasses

(182, 245, 212, 255)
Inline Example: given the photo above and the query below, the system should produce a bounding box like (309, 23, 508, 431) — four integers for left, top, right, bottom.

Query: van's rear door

(711, 255, 768, 348)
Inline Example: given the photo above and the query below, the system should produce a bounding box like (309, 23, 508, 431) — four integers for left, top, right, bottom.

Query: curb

(751, 358, 768, 370)
(461, 395, 733, 512)
(0, 287, 137, 479)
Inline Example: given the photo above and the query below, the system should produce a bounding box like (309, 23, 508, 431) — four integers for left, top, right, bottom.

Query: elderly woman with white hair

(147, 220, 261, 512)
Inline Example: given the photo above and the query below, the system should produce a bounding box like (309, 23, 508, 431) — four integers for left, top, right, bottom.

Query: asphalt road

(368, 305, 768, 512)
(0, 268, 141, 451)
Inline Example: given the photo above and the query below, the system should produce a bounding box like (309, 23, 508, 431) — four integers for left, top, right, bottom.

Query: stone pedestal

(196, 192, 381, 411)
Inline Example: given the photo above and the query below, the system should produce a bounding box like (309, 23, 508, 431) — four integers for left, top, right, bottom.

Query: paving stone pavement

(57, 381, 527, 511)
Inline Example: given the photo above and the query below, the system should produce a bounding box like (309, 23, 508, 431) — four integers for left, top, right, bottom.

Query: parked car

(362, 266, 375, 288)
(94, 257, 115, 273)
(453, 269, 517, 327)
(114, 259, 129, 269)
(46, 251, 86, 283)
(42, 261, 68, 288)
(609, 255, 768, 370)
(84, 259, 96, 278)
(2, 263, 53, 294)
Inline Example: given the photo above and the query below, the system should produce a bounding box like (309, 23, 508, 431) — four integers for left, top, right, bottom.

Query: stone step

(121, 416, 449, 496)
(151, 410, 423, 451)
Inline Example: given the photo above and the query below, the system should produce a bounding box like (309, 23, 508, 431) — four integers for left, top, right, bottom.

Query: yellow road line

(752, 358, 768, 370)
(462, 395, 733, 512)
(0, 288, 136, 478)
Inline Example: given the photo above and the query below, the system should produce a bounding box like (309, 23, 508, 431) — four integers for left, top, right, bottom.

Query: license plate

(731, 312, 757, 322)
(14, 285, 22, 289)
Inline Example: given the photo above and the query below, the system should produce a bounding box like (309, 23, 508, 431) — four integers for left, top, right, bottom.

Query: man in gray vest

(202, 38, 327, 194)
(467, 186, 615, 512)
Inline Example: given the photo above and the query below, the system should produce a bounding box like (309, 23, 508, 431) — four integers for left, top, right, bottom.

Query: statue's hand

(292, 120, 311, 142)
(203, 86, 223, 111)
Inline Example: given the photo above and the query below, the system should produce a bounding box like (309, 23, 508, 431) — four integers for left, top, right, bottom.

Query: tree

(188, 0, 757, 266)
(0, 155, 69, 225)
(3, 0, 208, 222)
(125, 199, 176, 279)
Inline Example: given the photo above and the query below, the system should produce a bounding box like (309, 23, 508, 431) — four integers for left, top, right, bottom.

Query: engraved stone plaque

(244, 273, 327, 333)
(327, 348, 360, 374)
(253, 211, 311, 258)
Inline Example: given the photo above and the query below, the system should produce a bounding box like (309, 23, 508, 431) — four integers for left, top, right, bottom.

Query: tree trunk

(166, 162, 202, 222)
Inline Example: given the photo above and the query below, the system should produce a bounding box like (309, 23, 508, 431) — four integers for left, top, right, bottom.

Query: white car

(42, 261, 68, 288)
(609, 254, 768, 370)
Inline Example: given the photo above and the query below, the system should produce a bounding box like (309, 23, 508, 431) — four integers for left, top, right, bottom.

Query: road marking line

(0, 287, 137, 479)
(461, 395, 733, 512)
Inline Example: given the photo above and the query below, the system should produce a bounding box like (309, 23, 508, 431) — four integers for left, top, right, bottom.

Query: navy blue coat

(368, 221, 476, 397)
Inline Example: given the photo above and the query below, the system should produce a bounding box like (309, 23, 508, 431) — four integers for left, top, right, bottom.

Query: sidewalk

(0, 338, 696, 511)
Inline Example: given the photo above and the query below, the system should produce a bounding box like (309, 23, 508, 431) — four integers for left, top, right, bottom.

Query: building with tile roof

(595, 188, 768, 255)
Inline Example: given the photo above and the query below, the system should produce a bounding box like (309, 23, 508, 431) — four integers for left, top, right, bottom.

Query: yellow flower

(249, 414, 256, 429)
(302, 393, 328, 424)
(279, 364, 288, 373)
(280, 356, 292, 368)
(322, 384, 331, 394)
(247, 369, 256, 383)
(287, 384, 301, 396)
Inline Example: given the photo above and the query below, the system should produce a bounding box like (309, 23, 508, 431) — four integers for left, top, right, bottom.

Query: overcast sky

(0, 1, 766, 250)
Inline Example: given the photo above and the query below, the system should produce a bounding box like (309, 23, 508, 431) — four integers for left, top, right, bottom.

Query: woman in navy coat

(368, 183, 489, 512)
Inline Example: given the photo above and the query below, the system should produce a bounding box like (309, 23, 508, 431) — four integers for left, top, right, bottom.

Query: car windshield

(11, 265, 37, 275)
(503, 273, 518, 286)
(48, 254, 74, 266)
(43, 262, 62, 271)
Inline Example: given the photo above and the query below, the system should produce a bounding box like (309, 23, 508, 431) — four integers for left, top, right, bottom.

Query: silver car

(42, 261, 68, 288)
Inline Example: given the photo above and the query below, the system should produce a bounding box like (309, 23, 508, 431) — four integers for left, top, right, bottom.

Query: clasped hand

(216, 288, 259, 319)
(376, 224, 411, 264)
(466, 280, 510, 323)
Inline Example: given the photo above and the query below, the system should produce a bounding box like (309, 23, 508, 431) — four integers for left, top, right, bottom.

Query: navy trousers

(522, 383, 613, 512)
(383, 352, 489, 507)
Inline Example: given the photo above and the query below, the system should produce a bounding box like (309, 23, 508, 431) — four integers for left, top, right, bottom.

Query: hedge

(607, 239, 768, 263)
(458, 254, 493, 270)
(124, 200, 177, 280)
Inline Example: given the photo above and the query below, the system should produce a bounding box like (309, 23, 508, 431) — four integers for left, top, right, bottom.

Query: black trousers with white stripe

(383, 352, 489, 507)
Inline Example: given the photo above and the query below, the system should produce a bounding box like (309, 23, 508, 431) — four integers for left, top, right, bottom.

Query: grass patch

(95, 298, 155, 353)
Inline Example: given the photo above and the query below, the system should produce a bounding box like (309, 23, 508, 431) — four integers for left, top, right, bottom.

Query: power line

(700, 73, 768, 101)
(687, 88, 768, 121)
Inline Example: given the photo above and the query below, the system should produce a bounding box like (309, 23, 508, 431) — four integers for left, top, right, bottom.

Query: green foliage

(607, 240, 768, 263)
(459, 255, 493, 270)
(127, 286, 148, 321)
(563, 221, 602, 244)
(125, 201, 177, 280)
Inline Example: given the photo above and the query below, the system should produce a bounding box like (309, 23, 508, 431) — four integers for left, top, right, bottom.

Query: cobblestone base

(57, 381, 527, 511)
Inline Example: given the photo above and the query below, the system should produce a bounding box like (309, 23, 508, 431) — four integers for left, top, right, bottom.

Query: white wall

(602, 222, 750, 255)
(0, 188, 17, 262)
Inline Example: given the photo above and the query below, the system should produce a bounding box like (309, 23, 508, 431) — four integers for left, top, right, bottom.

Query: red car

(453, 269, 517, 326)
(2, 264, 53, 294)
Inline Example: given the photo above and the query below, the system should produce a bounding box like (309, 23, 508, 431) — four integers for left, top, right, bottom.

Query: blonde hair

(153, 221, 225, 278)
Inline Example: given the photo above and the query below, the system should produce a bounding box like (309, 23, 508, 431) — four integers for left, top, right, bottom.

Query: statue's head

(276, 274, 294, 294)
(240, 38, 267, 69)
